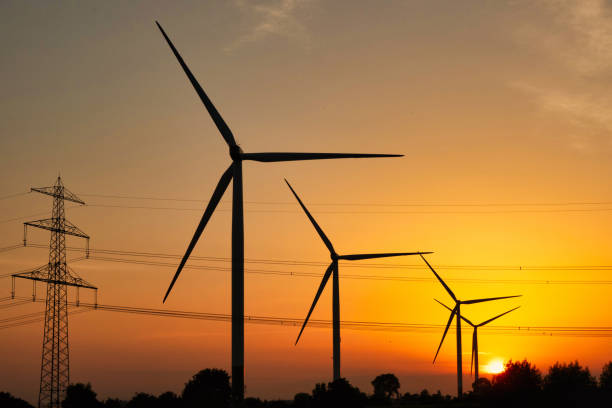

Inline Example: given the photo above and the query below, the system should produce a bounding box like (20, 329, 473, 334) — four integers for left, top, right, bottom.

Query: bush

(62, 383, 100, 408)
(543, 361, 597, 407)
(600, 361, 612, 391)
(490, 359, 542, 406)
(182, 368, 231, 408)
(371, 373, 400, 400)
(0, 392, 34, 408)
(311, 378, 367, 408)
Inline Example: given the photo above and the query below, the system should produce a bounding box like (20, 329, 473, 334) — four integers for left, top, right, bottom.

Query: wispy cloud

(532, 0, 612, 75)
(512, 82, 612, 147)
(512, 0, 612, 149)
(226, 0, 313, 52)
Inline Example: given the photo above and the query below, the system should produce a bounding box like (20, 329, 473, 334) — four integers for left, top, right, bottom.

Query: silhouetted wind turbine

(420, 254, 521, 397)
(155, 21, 404, 402)
(435, 299, 520, 383)
(287, 179, 432, 381)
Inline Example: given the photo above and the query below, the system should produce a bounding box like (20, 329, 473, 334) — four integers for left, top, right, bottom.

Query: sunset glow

(1, 1, 612, 405)
(484, 359, 506, 375)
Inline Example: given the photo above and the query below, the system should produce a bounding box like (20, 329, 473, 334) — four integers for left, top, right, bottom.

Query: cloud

(511, 0, 612, 149)
(533, 0, 612, 75)
(226, 0, 313, 52)
(512, 82, 612, 133)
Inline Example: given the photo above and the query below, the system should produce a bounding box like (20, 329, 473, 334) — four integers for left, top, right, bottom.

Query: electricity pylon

(12, 177, 96, 408)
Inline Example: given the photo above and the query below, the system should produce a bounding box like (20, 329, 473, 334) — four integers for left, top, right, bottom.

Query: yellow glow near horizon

(484, 358, 506, 374)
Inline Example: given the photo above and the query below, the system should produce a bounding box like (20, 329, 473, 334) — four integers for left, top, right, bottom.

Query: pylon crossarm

(13, 274, 97, 290)
(31, 185, 85, 205)
(13, 266, 97, 290)
(24, 218, 89, 239)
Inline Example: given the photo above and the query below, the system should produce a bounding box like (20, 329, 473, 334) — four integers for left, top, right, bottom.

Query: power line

(2, 297, 611, 337)
(0, 308, 90, 330)
(20, 242, 612, 271)
(0, 243, 23, 253)
(0, 192, 29, 201)
(82, 203, 612, 215)
(5, 204, 612, 223)
(84, 255, 612, 286)
(78, 193, 612, 208)
(7, 242, 612, 286)
(0, 205, 81, 224)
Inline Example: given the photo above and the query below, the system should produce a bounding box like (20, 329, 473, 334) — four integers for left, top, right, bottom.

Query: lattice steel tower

(12, 177, 96, 408)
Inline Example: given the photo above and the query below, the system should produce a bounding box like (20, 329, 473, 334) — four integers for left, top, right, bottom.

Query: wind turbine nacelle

(230, 145, 244, 161)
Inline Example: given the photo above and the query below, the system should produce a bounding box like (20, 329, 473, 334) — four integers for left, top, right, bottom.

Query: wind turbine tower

(12, 177, 96, 408)
(435, 299, 520, 383)
(155, 21, 403, 403)
(286, 179, 432, 380)
(421, 254, 520, 397)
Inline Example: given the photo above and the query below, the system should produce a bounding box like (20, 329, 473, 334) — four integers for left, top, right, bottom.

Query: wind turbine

(435, 299, 520, 383)
(420, 254, 520, 397)
(286, 179, 432, 381)
(155, 21, 404, 402)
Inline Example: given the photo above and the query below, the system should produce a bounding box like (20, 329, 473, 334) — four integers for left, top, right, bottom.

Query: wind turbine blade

(155, 21, 237, 148)
(420, 254, 457, 302)
(295, 263, 334, 345)
(433, 306, 456, 363)
(339, 251, 432, 261)
(478, 306, 521, 327)
(462, 295, 522, 305)
(434, 299, 475, 327)
(243, 152, 402, 162)
(285, 179, 335, 254)
(471, 330, 476, 376)
(163, 165, 234, 302)
(434, 298, 454, 312)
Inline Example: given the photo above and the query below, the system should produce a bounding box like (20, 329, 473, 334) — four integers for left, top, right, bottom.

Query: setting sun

(484, 359, 506, 375)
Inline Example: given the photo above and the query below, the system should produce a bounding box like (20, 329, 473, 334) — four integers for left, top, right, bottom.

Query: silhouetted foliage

(101, 398, 125, 408)
(157, 391, 181, 408)
(0, 392, 34, 408)
(472, 377, 492, 397)
(311, 378, 367, 408)
(244, 397, 265, 407)
(5, 362, 612, 408)
(600, 361, 612, 391)
(62, 383, 100, 408)
(127, 392, 157, 408)
(265, 400, 291, 408)
(489, 359, 542, 406)
(371, 373, 400, 400)
(293, 392, 312, 408)
(182, 368, 231, 408)
(399, 389, 452, 405)
(543, 361, 597, 407)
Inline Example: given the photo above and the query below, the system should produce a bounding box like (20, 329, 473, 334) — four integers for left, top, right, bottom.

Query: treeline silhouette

(2, 360, 611, 408)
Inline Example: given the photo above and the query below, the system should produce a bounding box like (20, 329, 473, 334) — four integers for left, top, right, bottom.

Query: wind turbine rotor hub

(230, 145, 244, 161)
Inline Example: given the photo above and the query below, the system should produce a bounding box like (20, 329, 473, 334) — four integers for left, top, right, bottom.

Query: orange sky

(1, 0, 611, 404)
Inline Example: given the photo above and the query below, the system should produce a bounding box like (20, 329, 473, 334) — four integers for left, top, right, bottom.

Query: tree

(182, 368, 231, 408)
(600, 361, 612, 391)
(157, 391, 181, 408)
(0, 392, 34, 408)
(101, 398, 125, 408)
(371, 373, 400, 399)
(62, 383, 100, 408)
(543, 361, 597, 406)
(293, 392, 312, 408)
(127, 393, 157, 408)
(311, 378, 367, 408)
(491, 359, 542, 406)
(244, 397, 265, 407)
(472, 377, 492, 395)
